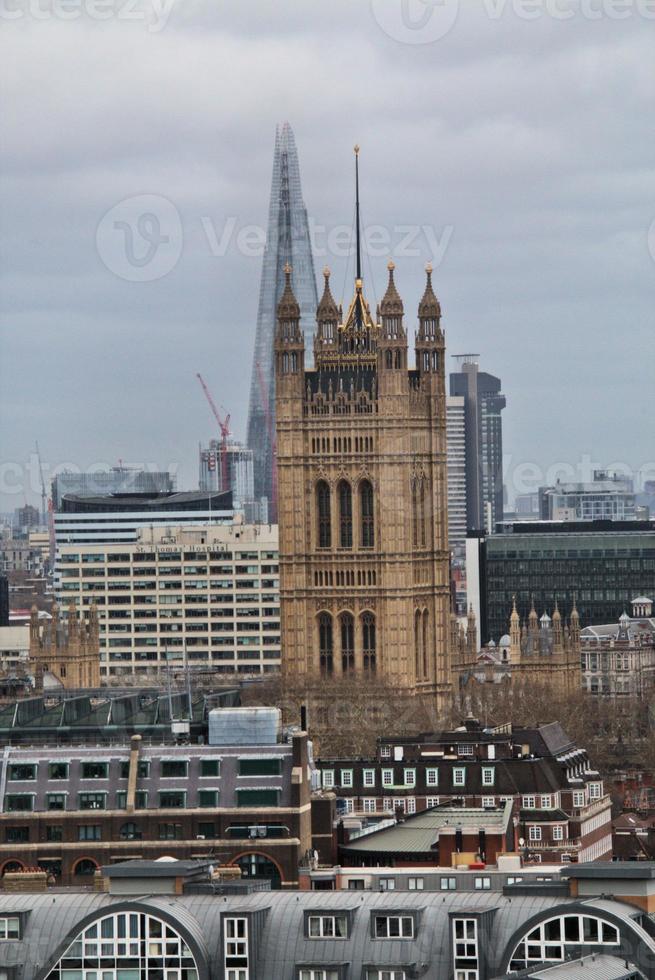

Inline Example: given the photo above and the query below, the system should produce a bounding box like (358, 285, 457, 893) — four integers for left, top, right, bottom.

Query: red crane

(256, 361, 277, 520)
(196, 373, 231, 493)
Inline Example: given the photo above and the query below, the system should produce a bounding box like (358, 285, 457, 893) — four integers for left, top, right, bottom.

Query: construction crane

(255, 361, 277, 521)
(196, 373, 231, 493)
(35, 441, 47, 527)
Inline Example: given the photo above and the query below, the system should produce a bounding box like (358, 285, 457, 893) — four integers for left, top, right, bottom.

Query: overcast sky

(1, 0, 654, 512)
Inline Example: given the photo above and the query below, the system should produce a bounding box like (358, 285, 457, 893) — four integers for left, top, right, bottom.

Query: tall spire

(380, 260, 404, 318)
(354, 144, 362, 283)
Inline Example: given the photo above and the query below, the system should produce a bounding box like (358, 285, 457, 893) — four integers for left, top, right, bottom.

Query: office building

(275, 253, 451, 700)
(539, 478, 637, 522)
(3, 872, 654, 979)
(199, 439, 255, 509)
(467, 520, 655, 644)
(446, 394, 467, 555)
(316, 719, 612, 865)
(246, 122, 319, 520)
(580, 596, 655, 697)
(51, 467, 175, 510)
(56, 522, 280, 678)
(450, 356, 506, 533)
(0, 708, 314, 888)
(54, 490, 232, 546)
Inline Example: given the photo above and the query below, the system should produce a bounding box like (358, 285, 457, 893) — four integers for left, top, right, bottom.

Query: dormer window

(306, 913, 350, 939)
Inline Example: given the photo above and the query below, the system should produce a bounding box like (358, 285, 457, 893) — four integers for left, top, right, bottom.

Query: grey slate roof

(1, 889, 651, 980)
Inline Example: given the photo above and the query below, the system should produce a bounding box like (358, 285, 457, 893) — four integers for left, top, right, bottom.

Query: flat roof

(102, 859, 211, 878)
(563, 861, 655, 880)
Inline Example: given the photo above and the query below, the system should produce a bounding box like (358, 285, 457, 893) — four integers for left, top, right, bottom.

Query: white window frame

(379, 745, 391, 758)
(522, 795, 536, 809)
(374, 914, 414, 939)
(322, 770, 335, 790)
(481, 767, 494, 786)
(481, 796, 495, 808)
(553, 825, 565, 841)
(474, 877, 490, 891)
(589, 782, 602, 800)
(406, 797, 416, 814)
(363, 798, 377, 813)
(453, 768, 466, 787)
(404, 768, 416, 788)
(362, 769, 376, 787)
(340, 769, 353, 788)
(426, 768, 439, 786)
(379, 878, 396, 891)
(307, 914, 348, 939)
(528, 825, 542, 841)
(426, 796, 440, 808)
(382, 768, 394, 787)
(572, 790, 585, 807)
(408, 877, 424, 890)
(540, 795, 552, 809)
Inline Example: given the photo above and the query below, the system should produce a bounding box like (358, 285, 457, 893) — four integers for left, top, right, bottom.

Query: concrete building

(316, 720, 612, 865)
(3, 863, 655, 978)
(0, 625, 29, 673)
(199, 439, 255, 513)
(51, 467, 176, 510)
(56, 522, 280, 678)
(447, 394, 467, 556)
(247, 122, 319, 520)
(466, 520, 655, 645)
(450, 356, 506, 534)
(54, 490, 232, 546)
(539, 479, 637, 522)
(0, 707, 316, 889)
(275, 253, 451, 701)
(581, 596, 655, 697)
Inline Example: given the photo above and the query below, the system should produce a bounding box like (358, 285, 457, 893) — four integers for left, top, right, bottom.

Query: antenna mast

(354, 144, 362, 282)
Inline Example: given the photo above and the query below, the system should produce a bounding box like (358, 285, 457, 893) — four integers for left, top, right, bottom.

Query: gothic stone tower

(29, 601, 101, 690)
(275, 245, 452, 702)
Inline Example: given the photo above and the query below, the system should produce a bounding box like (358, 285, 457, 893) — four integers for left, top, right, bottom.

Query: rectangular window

(363, 769, 376, 787)
(540, 795, 552, 809)
(426, 768, 439, 786)
(322, 770, 335, 789)
(159, 790, 186, 808)
(78, 825, 101, 841)
(365, 972, 406, 980)
(116, 791, 148, 809)
(46, 826, 63, 842)
(426, 797, 440, 809)
(48, 762, 69, 780)
(453, 917, 478, 963)
(198, 821, 216, 838)
(161, 760, 188, 778)
(589, 782, 602, 800)
(363, 798, 377, 813)
(406, 797, 416, 814)
(522, 796, 536, 809)
(46, 793, 67, 811)
(457, 744, 474, 757)
(239, 758, 282, 777)
(299, 971, 341, 980)
(440, 877, 456, 890)
(573, 791, 585, 807)
(379, 745, 391, 758)
(5, 827, 28, 843)
(374, 915, 414, 938)
(200, 759, 221, 778)
(379, 878, 396, 891)
(553, 825, 565, 840)
(474, 877, 490, 890)
(453, 768, 466, 787)
(481, 767, 495, 786)
(347, 880, 365, 891)
(340, 770, 353, 788)
(382, 769, 393, 787)
(159, 823, 182, 840)
(0, 917, 20, 940)
(306, 914, 348, 938)
(404, 769, 416, 787)
(224, 916, 248, 975)
(529, 825, 542, 841)
(198, 790, 219, 808)
(81, 762, 109, 780)
(119, 760, 150, 779)
(8, 764, 36, 781)
(5, 795, 33, 812)
(78, 792, 106, 810)
(236, 789, 280, 807)
(408, 877, 424, 890)
(481, 796, 495, 808)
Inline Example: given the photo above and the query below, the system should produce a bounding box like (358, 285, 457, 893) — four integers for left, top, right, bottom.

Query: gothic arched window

(412, 481, 418, 549)
(360, 480, 374, 548)
(414, 609, 422, 679)
(338, 481, 353, 549)
(422, 609, 429, 679)
(316, 481, 331, 548)
(362, 612, 376, 673)
(340, 613, 355, 673)
(319, 613, 333, 676)
(419, 479, 426, 548)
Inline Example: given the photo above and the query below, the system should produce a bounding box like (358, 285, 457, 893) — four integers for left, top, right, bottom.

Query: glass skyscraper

(246, 123, 318, 521)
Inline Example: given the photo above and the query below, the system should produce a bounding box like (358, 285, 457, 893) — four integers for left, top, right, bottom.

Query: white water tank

(208, 706, 280, 745)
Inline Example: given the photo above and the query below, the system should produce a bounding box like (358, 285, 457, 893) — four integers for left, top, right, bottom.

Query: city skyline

(1, 3, 653, 514)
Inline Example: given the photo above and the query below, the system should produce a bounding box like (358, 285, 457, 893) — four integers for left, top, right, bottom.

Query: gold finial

(355, 277, 363, 290)
(426, 261, 433, 275)
(354, 144, 360, 156)
(284, 262, 292, 276)
(323, 265, 330, 280)
(387, 259, 395, 272)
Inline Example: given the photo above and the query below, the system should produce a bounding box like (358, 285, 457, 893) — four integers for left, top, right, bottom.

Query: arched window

(319, 613, 333, 676)
(235, 853, 282, 889)
(509, 913, 620, 973)
(422, 609, 429, 679)
(362, 612, 376, 673)
(419, 479, 426, 548)
(360, 480, 374, 548)
(45, 910, 201, 980)
(73, 858, 99, 877)
(340, 613, 355, 673)
(412, 480, 418, 549)
(414, 610, 422, 679)
(338, 481, 352, 549)
(385, 349, 393, 368)
(394, 349, 402, 368)
(317, 481, 331, 548)
(431, 350, 439, 371)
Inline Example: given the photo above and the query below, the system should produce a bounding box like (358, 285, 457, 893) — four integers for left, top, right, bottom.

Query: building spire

(380, 260, 404, 318)
(354, 144, 362, 283)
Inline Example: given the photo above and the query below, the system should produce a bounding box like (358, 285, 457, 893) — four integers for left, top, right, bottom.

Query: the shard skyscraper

(246, 122, 318, 522)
